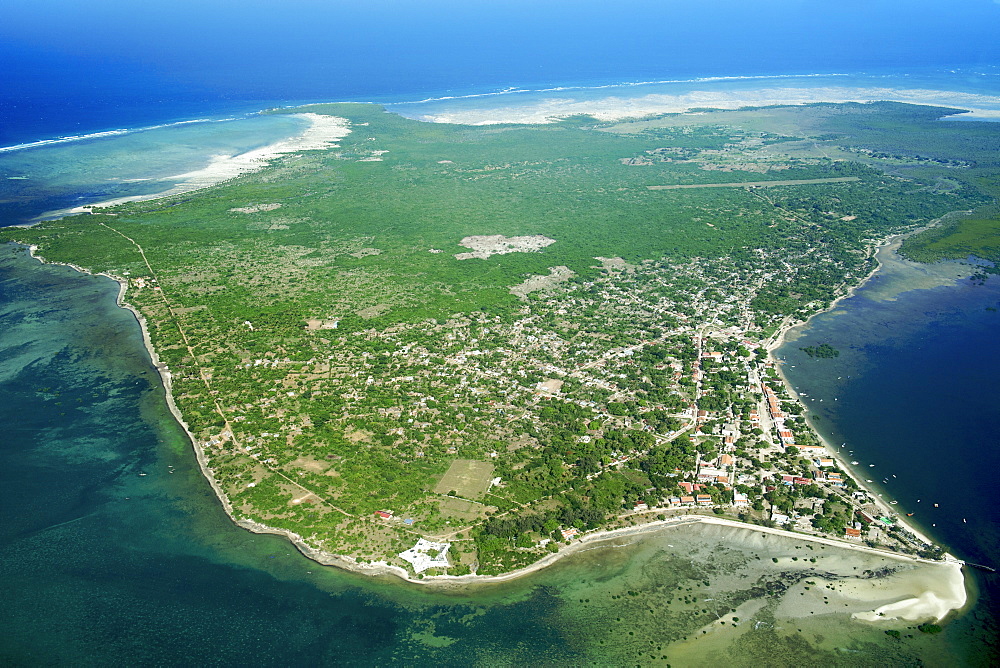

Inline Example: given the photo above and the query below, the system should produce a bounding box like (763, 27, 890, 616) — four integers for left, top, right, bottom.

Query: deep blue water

(3, 0, 999, 145)
(778, 264, 1000, 658)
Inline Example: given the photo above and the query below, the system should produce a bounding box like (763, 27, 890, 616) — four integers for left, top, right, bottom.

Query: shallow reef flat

(509, 521, 970, 666)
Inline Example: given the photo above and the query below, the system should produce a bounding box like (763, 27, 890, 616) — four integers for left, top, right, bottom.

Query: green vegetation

(800, 343, 840, 359)
(1, 100, 991, 575)
(900, 212, 1000, 267)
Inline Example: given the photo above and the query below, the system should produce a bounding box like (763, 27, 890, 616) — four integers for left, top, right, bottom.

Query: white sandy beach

(415, 85, 1000, 125)
(58, 113, 350, 216)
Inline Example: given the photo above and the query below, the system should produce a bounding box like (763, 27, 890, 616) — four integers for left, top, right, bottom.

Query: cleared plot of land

(433, 459, 495, 499)
(436, 496, 493, 522)
(455, 234, 556, 260)
(647, 177, 860, 190)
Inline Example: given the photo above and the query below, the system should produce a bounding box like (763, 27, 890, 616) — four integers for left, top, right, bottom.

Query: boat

(890, 501, 897, 505)
(934, 503, 939, 507)
(869, 464, 875, 467)
(851, 461, 859, 465)
(906, 513, 914, 516)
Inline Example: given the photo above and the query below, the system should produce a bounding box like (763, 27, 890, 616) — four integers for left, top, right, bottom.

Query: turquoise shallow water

(0, 113, 309, 225)
(0, 244, 642, 665)
(0, 245, 412, 664)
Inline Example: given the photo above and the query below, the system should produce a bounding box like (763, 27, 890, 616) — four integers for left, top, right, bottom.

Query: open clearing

(647, 177, 860, 190)
(436, 496, 492, 522)
(433, 459, 495, 499)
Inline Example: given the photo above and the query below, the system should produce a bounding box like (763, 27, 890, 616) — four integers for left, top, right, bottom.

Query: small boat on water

(869, 464, 875, 467)
(907, 513, 914, 516)
(934, 503, 940, 508)
(890, 501, 897, 505)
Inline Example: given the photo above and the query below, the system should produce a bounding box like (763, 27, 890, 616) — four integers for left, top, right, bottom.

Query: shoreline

(38, 113, 351, 220)
(8, 110, 970, 619)
(21, 241, 969, 622)
(407, 85, 1000, 125)
(766, 220, 970, 551)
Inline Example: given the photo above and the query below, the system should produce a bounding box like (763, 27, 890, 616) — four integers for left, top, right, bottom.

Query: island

(4, 101, 995, 611)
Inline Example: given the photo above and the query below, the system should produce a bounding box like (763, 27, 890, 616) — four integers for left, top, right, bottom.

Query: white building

(399, 539, 451, 573)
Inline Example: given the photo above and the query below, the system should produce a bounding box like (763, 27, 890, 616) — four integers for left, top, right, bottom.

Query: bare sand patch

(510, 265, 574, 300)
(288, 456, 330, 474)
(305, 318, 340, 330)
(455, 234, 556, 260)
(851, 561, 967, 623)
(415, 86, 1000, 125)
(230, 203, 282, 214)
(536, 379, 564, 394)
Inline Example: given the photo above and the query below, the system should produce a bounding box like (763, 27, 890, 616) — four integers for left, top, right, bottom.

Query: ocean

(1, 66, 999, 664)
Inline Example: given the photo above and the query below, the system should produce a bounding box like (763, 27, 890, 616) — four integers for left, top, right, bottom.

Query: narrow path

(99, 222, 355, 518)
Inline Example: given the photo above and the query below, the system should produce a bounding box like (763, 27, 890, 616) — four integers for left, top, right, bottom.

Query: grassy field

(434, 459, 496, 499)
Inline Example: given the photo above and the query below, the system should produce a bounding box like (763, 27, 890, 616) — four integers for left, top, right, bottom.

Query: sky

(1, 1, 998, 138)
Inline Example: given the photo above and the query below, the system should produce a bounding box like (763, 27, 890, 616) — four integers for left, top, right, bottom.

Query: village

(185, 240, 933, 576)
(60, 104, 968, 578)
